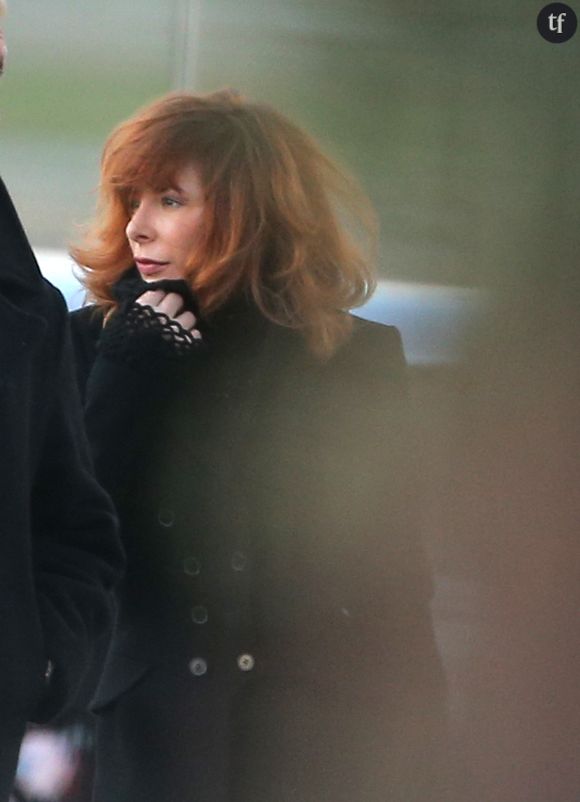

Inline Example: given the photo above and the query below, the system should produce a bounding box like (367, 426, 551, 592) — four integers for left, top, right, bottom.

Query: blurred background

(2, 1, 579, 800)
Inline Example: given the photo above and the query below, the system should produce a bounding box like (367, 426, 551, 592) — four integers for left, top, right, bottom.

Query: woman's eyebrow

(163, 183, 187, 195)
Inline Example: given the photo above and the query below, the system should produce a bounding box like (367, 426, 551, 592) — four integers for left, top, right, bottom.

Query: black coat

(70, 277, 449, 802)
(0, 179, 124, 800)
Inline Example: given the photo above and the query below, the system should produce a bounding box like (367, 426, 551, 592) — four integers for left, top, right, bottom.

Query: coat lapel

(0, 177, 46, 357)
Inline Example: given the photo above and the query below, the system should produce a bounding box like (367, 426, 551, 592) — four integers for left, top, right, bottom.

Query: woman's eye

(161, 196, 182, 208)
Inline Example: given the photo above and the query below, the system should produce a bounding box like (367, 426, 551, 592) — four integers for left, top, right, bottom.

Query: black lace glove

(97, 272, 205, 371)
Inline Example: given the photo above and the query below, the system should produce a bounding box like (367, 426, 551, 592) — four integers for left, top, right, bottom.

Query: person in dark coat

(0, 7, 124, 799)
(70, 90, 450, 802)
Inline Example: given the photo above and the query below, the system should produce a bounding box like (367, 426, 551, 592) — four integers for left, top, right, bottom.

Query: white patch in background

(34, 247, 484, 365)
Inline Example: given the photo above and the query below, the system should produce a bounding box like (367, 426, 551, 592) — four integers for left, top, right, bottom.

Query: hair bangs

(102, 136, 199, 213)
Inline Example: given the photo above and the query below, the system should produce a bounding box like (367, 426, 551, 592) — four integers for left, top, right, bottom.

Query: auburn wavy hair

(72, 90, 378, 358)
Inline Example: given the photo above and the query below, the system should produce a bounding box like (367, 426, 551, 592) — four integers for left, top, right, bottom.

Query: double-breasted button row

(181, 553, 248, 576)
(188, 653, 256, 677)
(157, 506, 248, 574)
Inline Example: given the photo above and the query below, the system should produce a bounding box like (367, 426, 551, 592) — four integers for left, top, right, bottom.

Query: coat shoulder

(324, 315, 406, 387)
(348, 315, 405, 364)
(39, 277, 67, 315)
(69, 304, 104, 354)
(69, 304, 104, 339)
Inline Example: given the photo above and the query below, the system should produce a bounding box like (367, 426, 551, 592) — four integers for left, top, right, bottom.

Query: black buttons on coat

(157, 508, 175, 528)
(189, 658, 208, 677)
(183, 557, 201, 576)
(191, 605, 209, 625)
(237, 653, 255, 672)
(188, 654, 257, 677)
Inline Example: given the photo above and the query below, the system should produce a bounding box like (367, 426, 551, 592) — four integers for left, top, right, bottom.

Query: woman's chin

(137, 265, 181, 282)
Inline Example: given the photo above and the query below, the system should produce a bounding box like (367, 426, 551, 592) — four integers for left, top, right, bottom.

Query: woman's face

(125, 164, 205, 282)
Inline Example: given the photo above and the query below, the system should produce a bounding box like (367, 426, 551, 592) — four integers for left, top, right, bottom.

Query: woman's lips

(135, 260, 169, 277)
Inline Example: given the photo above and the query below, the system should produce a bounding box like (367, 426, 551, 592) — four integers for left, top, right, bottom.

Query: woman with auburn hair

(70, 90, 449, 802)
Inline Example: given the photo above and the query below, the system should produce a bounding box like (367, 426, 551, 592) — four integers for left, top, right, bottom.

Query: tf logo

(537, 3, 578, 42)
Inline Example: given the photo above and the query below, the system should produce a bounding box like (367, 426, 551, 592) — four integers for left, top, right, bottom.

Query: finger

(174, 310, 197, 332)
(157, 292, 185, 319)
(135, 289, 165, 307)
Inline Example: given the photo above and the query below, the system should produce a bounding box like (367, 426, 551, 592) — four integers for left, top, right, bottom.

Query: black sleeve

(333, 321, 451, 797)
(68, 304, 193, 509)
(31, 292, 124, 722)
(288, 322, 434, 613)
(277, 321, 452, 797)
(260, 320, 442, 671)
(325, 323, 443, 684)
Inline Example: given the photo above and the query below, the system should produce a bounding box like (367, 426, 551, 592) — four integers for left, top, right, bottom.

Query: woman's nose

(126, 203, 155, 243)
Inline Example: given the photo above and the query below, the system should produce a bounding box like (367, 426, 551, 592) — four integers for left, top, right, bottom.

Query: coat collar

(0, 177, 44, 303)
